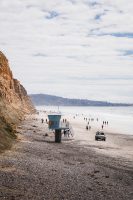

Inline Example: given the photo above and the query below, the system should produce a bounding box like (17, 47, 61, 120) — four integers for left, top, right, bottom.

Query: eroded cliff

(0, 51, 35, 152)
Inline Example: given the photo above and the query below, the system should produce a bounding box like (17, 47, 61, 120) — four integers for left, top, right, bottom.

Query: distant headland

(30, 94, 133, 107)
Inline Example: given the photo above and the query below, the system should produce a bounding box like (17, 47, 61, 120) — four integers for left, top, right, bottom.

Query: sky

(0, 0, 133, 103)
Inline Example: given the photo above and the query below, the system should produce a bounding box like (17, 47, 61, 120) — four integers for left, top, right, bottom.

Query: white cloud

(0, 0, 133, 103)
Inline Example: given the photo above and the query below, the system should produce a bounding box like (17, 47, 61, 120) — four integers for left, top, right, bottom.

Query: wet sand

(0, 114, 133, 200)
(68, 115, 133, 163)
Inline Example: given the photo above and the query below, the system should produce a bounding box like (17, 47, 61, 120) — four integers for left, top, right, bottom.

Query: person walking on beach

(102, 125, 104, 129)
(41, 118, 44, 123)
(67, 129, 70, 137)
(86, 125, 88, 130)
(64, 130, 67, 137)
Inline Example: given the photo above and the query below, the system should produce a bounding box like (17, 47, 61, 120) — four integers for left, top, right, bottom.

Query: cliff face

(0, 51, 35, 152)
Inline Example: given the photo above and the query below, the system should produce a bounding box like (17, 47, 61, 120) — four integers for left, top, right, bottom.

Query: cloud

(33, 53, 48, 57)
(94, 13, 105, 21)
(0, 0, 133, 103)
(46, 11, 59, 19)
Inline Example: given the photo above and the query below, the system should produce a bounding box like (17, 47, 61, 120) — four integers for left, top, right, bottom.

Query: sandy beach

(0, 112, 133, 200)
(67, 114, 133, 163)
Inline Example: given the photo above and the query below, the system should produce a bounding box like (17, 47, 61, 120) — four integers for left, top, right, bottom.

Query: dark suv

(95, 131, 106, 141)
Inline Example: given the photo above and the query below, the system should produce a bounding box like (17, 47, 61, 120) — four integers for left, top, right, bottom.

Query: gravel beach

(0, 114, 133, 200)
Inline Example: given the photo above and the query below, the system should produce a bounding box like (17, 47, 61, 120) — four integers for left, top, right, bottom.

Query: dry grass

(0, 118, 17, 153)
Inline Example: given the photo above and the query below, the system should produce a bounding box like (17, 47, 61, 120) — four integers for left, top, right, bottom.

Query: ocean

(36, 106, 133, 135)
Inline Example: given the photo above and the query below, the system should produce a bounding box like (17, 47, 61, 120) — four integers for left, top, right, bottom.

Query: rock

(0, 51, 36, 152)
(88, 187, 93, 191)
(94, 169, 100, 173)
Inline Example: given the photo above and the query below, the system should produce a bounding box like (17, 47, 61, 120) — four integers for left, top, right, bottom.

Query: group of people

(63, 129, 73, 137)
(41, 118, 48, 123)
(103, 121, 108, 125)
(62, 119, 74, 137)
(101, 121, 108, 129)
(41, 117, 73, 138)
(85, 117, 97, 131)
(84, 117, 98, 122)
(84, 117, 109, 131)
(62, 119, 67, 123)
(86, 125, 91, 130)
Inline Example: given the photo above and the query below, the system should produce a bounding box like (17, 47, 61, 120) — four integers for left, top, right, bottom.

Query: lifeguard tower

(48, 113, 70, 143)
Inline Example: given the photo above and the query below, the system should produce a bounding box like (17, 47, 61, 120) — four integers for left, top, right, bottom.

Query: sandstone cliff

(0, 51, 35, 152)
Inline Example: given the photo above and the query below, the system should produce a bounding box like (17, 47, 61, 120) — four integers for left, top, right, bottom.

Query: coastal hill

(30, 94, 132, 106)
(0, 51, 35, 152)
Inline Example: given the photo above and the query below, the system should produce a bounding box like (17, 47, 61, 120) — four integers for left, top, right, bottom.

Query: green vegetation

(0, 118, 17, 153)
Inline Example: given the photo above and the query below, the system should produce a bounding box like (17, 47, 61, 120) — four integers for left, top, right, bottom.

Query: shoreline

(31, 111, 133, 163)
(0, 113, 133, 199)
(65, 114, 133, 163)
(37, 105, 133, 136)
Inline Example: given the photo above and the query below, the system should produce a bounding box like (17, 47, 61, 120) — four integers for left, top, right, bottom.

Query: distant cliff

(0, 51, 35, 152)
(30, 94, 132, 107)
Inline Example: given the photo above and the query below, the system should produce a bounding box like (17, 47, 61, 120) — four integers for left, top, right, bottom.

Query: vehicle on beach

(95, 131, 106, 141)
